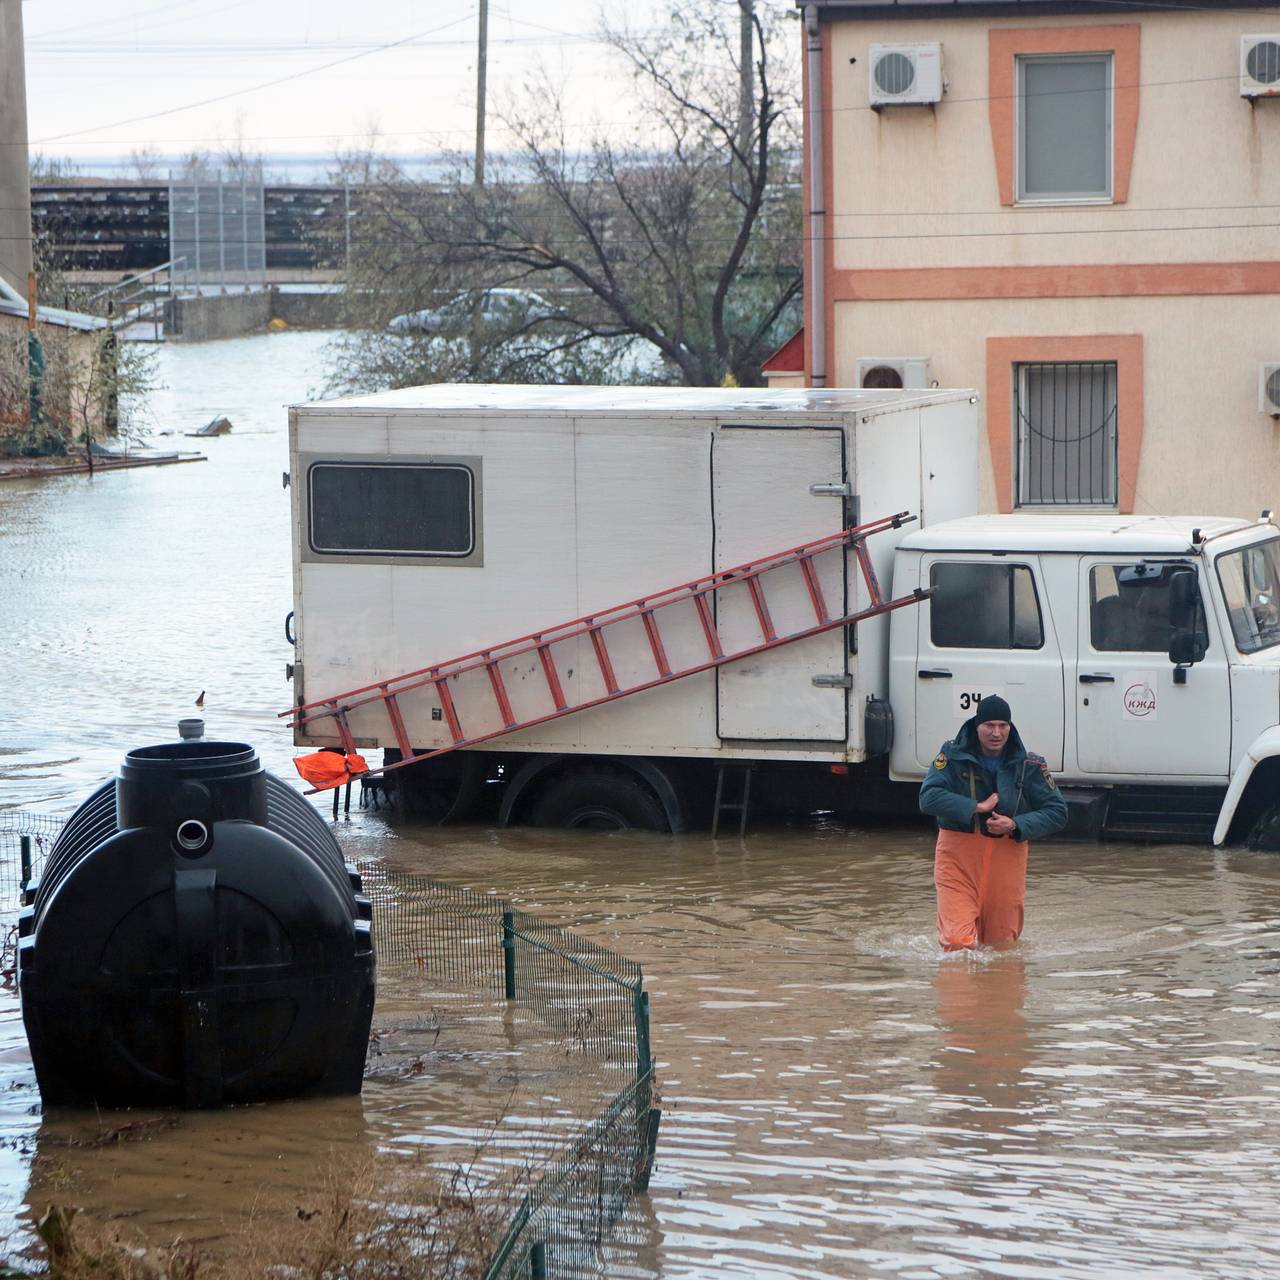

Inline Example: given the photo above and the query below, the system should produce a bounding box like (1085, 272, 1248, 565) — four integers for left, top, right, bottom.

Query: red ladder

(282, 511, 928, 788)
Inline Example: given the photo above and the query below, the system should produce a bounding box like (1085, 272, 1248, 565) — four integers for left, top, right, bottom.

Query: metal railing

(2, 812, 659, 1278)
(85, 258, 189, 341)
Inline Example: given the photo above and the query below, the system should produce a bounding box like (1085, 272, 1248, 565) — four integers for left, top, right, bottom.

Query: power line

(31, 12, 480, 146)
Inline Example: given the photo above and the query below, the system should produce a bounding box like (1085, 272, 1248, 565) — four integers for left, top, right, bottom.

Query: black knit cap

(975, 694, 1012, 725)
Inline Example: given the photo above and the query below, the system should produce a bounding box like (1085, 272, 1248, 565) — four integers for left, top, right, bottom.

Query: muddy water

(4, 334, 1280, 1276)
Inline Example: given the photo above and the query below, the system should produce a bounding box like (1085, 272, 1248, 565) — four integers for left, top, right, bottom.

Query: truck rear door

(912, 555, 1065, 770)
(712, 425, 848, 741)
(1075, 557, 1230, 777)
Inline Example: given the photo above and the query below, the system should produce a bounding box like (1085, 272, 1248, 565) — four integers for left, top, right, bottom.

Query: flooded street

(4, 333, 1280, 1277)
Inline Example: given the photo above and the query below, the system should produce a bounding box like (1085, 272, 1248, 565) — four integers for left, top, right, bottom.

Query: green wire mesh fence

(361, 866, 660, 1279)
(2, 812, 660, 1279)
(0, 813, 62, 909)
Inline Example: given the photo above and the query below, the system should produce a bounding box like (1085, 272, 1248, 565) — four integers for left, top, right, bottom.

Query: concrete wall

(0, 0, 32, 296)
(815, 6, 1280, 518)
(268, 288, 344, 329)
(164, 291, 272, 341)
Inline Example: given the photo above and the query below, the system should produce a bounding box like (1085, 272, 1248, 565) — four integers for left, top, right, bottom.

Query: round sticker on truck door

(1122, 674, 1158, 720)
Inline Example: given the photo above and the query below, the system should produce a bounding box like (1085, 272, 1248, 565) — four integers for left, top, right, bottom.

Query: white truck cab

(888, 513, 1280, 845)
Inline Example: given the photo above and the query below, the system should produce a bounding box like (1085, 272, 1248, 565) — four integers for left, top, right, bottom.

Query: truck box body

(289, 385, 980, 764)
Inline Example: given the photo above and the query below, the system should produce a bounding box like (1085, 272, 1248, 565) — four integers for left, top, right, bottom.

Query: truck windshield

(1216, 537, 1280, 654)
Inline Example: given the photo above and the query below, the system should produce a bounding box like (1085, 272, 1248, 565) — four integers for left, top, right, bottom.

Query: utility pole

(738, 0, 754, 159)
(475, 0, 488, 186)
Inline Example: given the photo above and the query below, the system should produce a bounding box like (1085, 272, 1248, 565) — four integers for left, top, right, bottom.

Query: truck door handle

(1079, 673, 1115, 683)
(918, 669, 953, 679)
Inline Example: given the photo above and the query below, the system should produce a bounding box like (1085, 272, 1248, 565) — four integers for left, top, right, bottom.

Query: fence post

(529, 1241, 547, 1278)
(502, 910, 516, 999)
(634, 987, 651, 1080)
(633, 986, 661, 1192)
(20, 835, 32, 892)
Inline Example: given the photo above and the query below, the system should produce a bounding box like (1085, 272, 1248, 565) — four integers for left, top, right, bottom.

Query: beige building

(791, 0, 1280, 515)
(0, 0, 31, 297)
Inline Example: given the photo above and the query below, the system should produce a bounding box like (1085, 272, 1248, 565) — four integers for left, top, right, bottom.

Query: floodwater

(4, 332, 1280, 1277)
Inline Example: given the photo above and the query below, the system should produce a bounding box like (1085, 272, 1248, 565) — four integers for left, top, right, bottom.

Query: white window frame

(1015, 52, 1114, 205)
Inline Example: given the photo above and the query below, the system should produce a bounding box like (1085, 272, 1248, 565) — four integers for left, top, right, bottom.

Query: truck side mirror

(1168, 569, 1208, 667)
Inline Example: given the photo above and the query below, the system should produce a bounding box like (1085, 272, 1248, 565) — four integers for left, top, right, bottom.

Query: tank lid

(122, 741, 259, 779)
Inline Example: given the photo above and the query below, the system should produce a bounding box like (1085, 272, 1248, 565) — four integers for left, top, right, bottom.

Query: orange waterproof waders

(934, 828, 1028, 951)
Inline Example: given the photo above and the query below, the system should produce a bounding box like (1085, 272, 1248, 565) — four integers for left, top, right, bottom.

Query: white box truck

(286, 385, 1280, 848)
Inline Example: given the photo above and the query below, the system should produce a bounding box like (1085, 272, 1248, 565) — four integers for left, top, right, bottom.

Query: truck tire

(386, 750, 484, 825)
(531, 769, 669, 832)
(1247, 802, 1280, 851)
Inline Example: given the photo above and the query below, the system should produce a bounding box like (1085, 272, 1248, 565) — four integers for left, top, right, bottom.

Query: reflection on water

(3, 334, 1280, 1276)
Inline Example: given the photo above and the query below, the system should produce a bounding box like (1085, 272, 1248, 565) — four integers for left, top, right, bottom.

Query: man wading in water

(920, 695, 1067, 951)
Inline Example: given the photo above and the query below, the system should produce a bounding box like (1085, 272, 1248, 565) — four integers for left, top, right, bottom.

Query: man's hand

(975, 792, 1000, 814)
(985, 812, 1017, 837)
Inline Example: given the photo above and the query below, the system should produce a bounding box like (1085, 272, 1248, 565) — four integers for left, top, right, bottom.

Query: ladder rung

(381, 688, 414, 755)
(588, 624, 620, 694)
(640, 609, 672, 678)
(746, 577, 776, 642)
(798, 555, 830, 625)
(537, 642, 568, 711)
(485, 659, 517, 728)
(433, 678, 465, 743)
(693, 593, 723, 659)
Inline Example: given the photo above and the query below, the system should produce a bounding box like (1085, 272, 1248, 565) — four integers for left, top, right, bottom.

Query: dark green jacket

(919, 718, 1068, 841)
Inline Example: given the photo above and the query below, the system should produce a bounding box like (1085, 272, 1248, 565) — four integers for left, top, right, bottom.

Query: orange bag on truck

(293, 750, 370, 790)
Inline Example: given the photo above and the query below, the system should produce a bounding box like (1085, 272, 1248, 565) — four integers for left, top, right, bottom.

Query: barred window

(1016, 361, 1117, 507)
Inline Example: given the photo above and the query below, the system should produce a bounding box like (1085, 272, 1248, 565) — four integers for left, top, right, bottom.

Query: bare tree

(329, 2, 800, 391)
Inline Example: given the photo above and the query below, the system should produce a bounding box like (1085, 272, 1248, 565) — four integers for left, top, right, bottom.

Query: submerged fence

(364, 867, 659, 1278)
(1, 811, 659, 1279)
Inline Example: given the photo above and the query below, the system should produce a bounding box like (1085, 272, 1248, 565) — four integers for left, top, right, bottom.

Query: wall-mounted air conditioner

(857, 357, 931, 390)
(1241, 35, 1280, 98)
(1259, 363, 1280, 415)
(869, 43, 944, 108)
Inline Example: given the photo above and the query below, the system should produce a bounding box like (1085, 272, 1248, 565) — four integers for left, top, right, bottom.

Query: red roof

(762, 328, 804, 374)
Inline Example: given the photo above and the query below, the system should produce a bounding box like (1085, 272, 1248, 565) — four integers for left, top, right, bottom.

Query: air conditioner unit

(1259, 363, 1280, 415)
(1241, 35, 1280, 98)
(869, 43, 944, 108)
(857, 357, 931, 390)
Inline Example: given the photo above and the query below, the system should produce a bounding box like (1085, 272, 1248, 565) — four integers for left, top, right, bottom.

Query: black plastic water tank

(18, 741, 375, 1109)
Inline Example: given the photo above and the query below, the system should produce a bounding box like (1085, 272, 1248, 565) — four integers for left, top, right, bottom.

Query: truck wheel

(386, 750, 484, 825)
(1247, 802, 1280, 851)
(531, 770, 669, 832)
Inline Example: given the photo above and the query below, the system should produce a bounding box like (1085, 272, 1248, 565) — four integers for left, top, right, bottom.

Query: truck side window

(309, 463, 475, 557)
(929, 563, 1043, 649)
(1089, 563, 1196, 652)
(1216, 539, 1280, 654)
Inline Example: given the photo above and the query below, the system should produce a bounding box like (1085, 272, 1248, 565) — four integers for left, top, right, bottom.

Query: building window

(1016, 54, 1112, 201)
(930, 562, 1044, 650)
(1015, 361, 1117, 507)
(308, 462, 475, 557)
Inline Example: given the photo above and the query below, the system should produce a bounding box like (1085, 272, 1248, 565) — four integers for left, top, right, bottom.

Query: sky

(20, 0, 792, 179)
